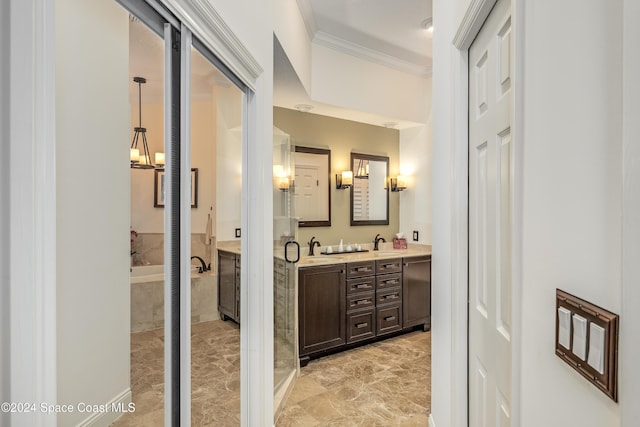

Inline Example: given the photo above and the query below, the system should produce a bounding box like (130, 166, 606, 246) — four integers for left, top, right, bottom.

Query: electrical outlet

(413, 230, 419, 241)
(235, 228, 241, 238)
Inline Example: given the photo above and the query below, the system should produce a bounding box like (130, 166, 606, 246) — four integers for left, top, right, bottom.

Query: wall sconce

(390, 176, 407, 192)
(336, 170, 353, 189)
(273, 164, 291, 191)
(277, 176, 290, 192)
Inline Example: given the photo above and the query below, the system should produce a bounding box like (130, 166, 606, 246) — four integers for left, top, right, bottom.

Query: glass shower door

(273, 127, 298, 412)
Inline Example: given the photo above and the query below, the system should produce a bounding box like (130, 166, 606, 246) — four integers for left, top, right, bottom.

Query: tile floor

(111, 320, 430, 426)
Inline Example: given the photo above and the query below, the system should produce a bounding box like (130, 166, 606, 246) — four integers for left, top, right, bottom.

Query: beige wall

(130, 100, 216, 236)
(55, 0, 130, 425)
(274, 107, 400, 248)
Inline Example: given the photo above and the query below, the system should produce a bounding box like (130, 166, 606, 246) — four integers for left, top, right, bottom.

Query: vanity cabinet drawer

(346, 261, 376, 278)
(347, 292, 375, 311)
(377, 288, 402, 305)
(376, 273, 402, 290)
(377, 304, 402, 336)
(376, 259, 402, 274)
(347, 277, 375, 294)
(347, 309, 376, 343)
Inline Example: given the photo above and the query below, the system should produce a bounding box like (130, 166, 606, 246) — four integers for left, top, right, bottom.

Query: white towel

(205, 213, 212, 244)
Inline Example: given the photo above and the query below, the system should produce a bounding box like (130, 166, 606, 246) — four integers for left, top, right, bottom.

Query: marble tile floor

(276, 330, 431, 427)
(112, 320, 430, 427)
(112, 320, 241, 427)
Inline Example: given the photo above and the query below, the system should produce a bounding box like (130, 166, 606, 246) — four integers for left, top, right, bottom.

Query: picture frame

(154, 168, 198, 208)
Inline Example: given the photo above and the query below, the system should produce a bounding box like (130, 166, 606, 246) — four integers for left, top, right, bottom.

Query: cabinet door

(217, 250, 237, 321)
(298, 264, 346, 356)
(402, 256, 431, 329)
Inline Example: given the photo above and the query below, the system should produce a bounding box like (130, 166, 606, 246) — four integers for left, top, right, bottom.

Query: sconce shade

(336, 170, 353, 189)
(130, 76, 157, 169)
(390, 176, 407, 192)
(278, 176, 290, 191)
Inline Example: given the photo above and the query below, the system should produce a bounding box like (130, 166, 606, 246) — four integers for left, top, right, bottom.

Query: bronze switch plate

(555, 289, 619, 401)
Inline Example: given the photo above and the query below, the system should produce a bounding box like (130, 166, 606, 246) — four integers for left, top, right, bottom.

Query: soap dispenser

(338, 239, 344, 252)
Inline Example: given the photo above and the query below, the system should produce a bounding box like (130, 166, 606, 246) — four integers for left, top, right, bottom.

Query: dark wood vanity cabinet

(298, 263, 346, 361)
(346, 262, 376, 344)
(375, 259, 403, 336)
(218, 250, 240, 323)
(298, 254, 431, 364)
(402, 255, 431, 330)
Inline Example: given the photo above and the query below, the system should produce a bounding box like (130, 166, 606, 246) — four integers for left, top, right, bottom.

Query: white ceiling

(274, 0, 433, 129)
(300, 0, 433, 74)
(130, 1, 433, 129)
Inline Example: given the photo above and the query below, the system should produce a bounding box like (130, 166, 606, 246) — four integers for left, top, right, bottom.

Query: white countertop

(219, 242, 431, 267)
(298, 243, 431, 267)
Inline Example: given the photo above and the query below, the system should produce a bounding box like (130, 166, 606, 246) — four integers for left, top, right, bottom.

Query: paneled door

(468, 0, 513, 426)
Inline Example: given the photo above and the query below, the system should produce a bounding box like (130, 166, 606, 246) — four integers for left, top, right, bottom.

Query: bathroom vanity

(218, 248, 241, 323)
(217, 244, 431, 367)
(297, 248, 431, 366)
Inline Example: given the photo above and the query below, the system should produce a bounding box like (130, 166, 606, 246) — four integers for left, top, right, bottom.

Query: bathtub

(130, 264, 199, 284)
(130, 265, 218, 332)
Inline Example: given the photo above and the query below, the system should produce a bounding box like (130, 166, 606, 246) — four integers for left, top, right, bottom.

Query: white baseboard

(429, 413, 436, 427)
(76, 388, 132, 427)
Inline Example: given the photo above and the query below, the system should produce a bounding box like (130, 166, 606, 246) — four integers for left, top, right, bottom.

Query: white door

(294, 165, 320, 221)
(468, 0, 513, 425)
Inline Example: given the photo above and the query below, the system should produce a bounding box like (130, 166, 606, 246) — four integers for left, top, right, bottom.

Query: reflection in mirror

(294, 147, 331, 227)
(350, 153, 389, 226)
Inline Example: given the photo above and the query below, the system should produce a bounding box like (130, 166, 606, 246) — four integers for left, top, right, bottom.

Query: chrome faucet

(373, 234, 386, 251)
(191, 255, 209, 273)
(308, 236, 321, 256)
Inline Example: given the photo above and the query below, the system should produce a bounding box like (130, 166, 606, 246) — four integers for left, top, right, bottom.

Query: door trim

(7, 0, 57, 425)
(450, 0, 524, 426)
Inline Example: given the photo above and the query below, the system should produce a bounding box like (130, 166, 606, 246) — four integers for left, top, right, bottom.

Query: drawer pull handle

(356, 284, 370, 289)
(382, 263, 395, 269)
(356, 322, 368, 329)
(384, 316, 396, 321)
(356, 267, 370, 272)
(382, 295, 399, 300)
(356, 299, 370, 305)
(383, 280, 398, 285)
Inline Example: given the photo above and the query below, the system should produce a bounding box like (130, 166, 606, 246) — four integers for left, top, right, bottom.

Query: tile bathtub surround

(112, 320, 430, 426)
(132, 233, 214, 270)
(130, 273, 217, 333)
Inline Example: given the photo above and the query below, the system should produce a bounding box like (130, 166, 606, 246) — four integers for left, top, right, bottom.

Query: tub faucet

(373, 234, 386, 251)
(308, 236, 321, 256)
(191, 255, 209, 273)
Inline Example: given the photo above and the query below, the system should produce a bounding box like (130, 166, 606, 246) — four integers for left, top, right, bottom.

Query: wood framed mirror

(350, 152, 389, 226)
(294, 146, 331, 227)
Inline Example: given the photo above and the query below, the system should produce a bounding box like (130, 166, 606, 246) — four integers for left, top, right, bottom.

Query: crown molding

(296, 0, 318, 40)
(162, 0, 263, 90)
(453, 0, 498, 50)
(314, 31, 432, 77)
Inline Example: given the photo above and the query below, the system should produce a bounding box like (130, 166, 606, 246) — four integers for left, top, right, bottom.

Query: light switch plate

(555, 289, 619, 402)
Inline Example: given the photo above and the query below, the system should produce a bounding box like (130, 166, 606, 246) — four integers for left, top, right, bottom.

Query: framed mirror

(350, 152, 389, 226)
(294, 146, 331, 227)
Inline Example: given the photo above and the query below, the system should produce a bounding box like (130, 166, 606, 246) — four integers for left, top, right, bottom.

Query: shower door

(273, 127, 299, 411)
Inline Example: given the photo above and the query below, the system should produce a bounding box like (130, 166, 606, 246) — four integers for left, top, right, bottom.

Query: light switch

(572, 314, 587, 360)
(558, 307, 572, 349)
(588, 323, 606, 374)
